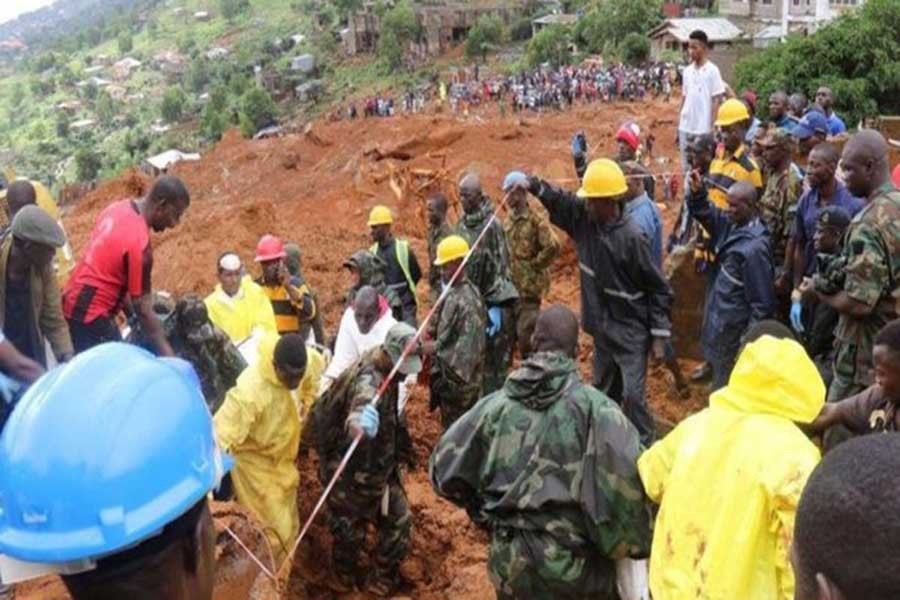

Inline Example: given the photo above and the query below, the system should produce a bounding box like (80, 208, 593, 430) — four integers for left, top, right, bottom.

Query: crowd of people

(0, 25, 899, 600)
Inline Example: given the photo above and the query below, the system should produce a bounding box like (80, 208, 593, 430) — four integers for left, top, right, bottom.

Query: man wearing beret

(0, 204, 72, 367)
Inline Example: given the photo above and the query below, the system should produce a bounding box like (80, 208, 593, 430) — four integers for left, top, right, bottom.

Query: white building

(720, 0, 865, 36)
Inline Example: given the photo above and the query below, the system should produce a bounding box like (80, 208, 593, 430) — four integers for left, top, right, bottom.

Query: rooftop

(648, 17, 744, 42)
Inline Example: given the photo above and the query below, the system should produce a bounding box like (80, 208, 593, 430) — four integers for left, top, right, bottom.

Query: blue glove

(486, 306, 502, 338)
(357, 404, 380, 438)
(570, 131, 587, 158)
(790, 301, 804, 333)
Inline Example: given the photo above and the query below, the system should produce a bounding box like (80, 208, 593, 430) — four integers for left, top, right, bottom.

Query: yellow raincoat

(638, 336, 825, 600)
(214, 333, 306, 565)
(205, 275, 277, 344)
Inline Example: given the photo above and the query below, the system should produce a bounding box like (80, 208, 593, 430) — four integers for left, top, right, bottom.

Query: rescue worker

(343, 249, 403, 317)
(688, 175, 775, 390)
(427, 235, 486, 429)
(431, 305, 652, 600)
(799, 130, 900, 406)
(758, 128, 803, 307)
(63, 175, 190, 356)
(368, 205, 422, 326)
(214, 332, 324, 566)
(516, 159, 672, 445)
(426, 192, 452, 302)
(0, 343, 229, 600)
(571, 127, 655, 199)
(0, 205, 73, 366)
(793, 435, 900, 600)
(455, 172, 518, 394)
(169, 294, 246, 414)
(204, 251, 277, 345)
(254, 234, 317, 341)
(284, 242, 325, 345)
(639, 334, 824, 600)
(312, 323, 422, 596)
(501, 171, 559, 357)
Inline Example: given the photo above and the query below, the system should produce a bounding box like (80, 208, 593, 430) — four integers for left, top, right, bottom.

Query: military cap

(10, 205, 65, 247)
(383, 322, 423, 376)
(817, 205, 851, 231)
(760, 127, 794, 149)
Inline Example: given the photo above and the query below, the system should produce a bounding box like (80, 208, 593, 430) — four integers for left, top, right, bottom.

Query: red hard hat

(615, 122, 640, 152)
(254, 234, 286, 262)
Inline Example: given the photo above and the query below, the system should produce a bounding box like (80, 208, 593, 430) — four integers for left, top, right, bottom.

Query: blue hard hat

(502, 170, 528, 192)
(0, 343, 232, 563)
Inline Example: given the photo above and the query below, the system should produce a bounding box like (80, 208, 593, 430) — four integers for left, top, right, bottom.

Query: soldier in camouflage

(427, 235, 487, 429)
(800, 131, 900, 408)
(502, 171, 560, 357)
(455, 173, 518, 394)
(430, 305, 652, 600)
(312, 322, 423, 596)
(343, 249, 403, 319)
(426, 192, 453, 302)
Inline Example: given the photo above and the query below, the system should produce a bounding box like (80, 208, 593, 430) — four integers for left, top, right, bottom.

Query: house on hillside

(648, 17, 748, 79)
(141, 149, 200, 177)
(56, 100, 83, 113)
(720, 0, 865, 36)
(207, 47, 229, 60)
(83, 65, 105, 75)
(106, 85, 128, 101)
(194, 11, 211, 21)
(76, 76, 112, 88)
(290, 54, 315, 73)
(113, 57, 142, 80)
(70, 118, 96, 133)
(153, 51, 187, 77)
(531, 13, 579, 37)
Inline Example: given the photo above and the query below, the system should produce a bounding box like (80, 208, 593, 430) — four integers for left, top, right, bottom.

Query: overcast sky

(0, 0, 56, 26)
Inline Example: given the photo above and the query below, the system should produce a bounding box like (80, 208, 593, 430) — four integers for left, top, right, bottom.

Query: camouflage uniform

(829, 184, 900, 402)
(431, 352, 652, 600)
(429, 278, 487, 429)
(504, 206, 560, 357)
(345, 250, 403, 319)
(455, 199, 519, 394)
(312, 349, 410, 589)
(758, 159, 802, 267)
(427, 221, 453, 302)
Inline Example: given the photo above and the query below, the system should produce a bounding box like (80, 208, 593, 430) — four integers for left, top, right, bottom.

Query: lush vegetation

(465, 16, 505, 63)
(734, 0, 900, 126)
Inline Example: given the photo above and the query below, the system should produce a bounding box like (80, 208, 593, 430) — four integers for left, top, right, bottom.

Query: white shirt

(679, 60, 725, 135)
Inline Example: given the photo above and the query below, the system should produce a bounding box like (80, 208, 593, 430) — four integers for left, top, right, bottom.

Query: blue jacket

(688, 187, 775, 357)
(626, 193, 663, 268)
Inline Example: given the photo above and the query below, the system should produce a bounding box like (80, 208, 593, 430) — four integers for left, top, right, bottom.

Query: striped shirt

(256, 279, 315, 336)
(707, 145, 763, 208)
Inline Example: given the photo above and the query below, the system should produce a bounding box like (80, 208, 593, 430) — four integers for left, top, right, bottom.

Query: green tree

(526, 25, 571, 68)
(10, 82, 26, 109)
(83, 81, 99, 101)
(239, 86, 276, 137)
(574, 0, 663, 54)
(509, 16, 534, 42)
(177, 32, 196, 55)
(202, 102, 229, 141)
(734, 0, 900, 127)
(117, 30, 133, 54)
(75, 147, 102, 181)
(377, 0, 421, 71)
(620, 33, 650, 65)
(465, 15, 504, 62)
(56, 115, 69, 139)
(161, 86, 187, 122)
(96, 91, 118, 121)
(220, 0, 251, 20)
(189, 57, 211, 93)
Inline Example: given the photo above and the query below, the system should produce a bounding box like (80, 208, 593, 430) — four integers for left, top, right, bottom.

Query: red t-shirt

(64, 199, 152, 324)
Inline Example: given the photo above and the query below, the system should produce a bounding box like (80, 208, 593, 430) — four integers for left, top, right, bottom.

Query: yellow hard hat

(714, 98, 751, 127)
(434, 235, 469, 266)
(367, 205, 393, 226)
(576, 158, 628, 200)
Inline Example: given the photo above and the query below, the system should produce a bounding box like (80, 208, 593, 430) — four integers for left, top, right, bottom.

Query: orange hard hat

(254, 234, 286, 262)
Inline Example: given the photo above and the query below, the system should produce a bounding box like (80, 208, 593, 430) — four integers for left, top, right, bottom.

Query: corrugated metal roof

(145, 150, 200, 171)
(755, 24, 783, 39)
(648, 17, 743, 42)
(532, 13, 579, 25)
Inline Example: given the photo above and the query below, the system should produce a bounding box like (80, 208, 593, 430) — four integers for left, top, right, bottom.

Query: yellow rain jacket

(214, 333, 303, 565)
(205, 275, 277, 344)
(638, 335, 825, 600)
(295, 345, 325, 422)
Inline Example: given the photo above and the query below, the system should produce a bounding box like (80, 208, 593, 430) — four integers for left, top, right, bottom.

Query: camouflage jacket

(312, 348, 400, 496)
(430, 351, 652, 596)
(427, 222, 453, 296)
(430, 279, 486, 400)
(345, 250, 403, 316)
(813, 252, 846, 296)
(171, 325, 246, 414)
(758, 166, 802, 265)
(455, 199, 519, 306)
(834, 184, 900, 387)
(503, 206, 560, 300)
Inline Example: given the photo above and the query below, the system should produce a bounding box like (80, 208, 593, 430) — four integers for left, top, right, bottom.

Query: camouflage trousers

(484, 304, 516, 395)
(513, 298, 541, 358)
(824, 343, 869, 451)
(327, 478, 411, 584)
(488, 527, 618, 600)
(435, 389, 481, 431)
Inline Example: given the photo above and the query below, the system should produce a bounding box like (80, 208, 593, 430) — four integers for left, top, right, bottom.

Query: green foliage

(526, 25, 571, 68)
(10, 82, 27, 109)
(177, 32, 196, 55)
(734, 0, 900, 126)
(574, 0, 663, 54)
(378, 0, 421, 71)
(189, 57, 211, 93)
(239, 86, 276, 137)
(117, 31, 133, 54)
(82, 81, 99, 101)
(161, 86, 187, 122)
(201, 85, 230, 141)
(220, 0, 251, 21)
(509, 16, 534, 42)
(620, 33, 650, 66)
(55, 115, 69, 139)
(465, 15, 505, 62)
(95, 91, 117, 121)
(75, 146, 102, 181)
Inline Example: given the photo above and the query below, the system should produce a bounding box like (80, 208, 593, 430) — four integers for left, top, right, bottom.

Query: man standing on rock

(312, 323, 422, 596)
(502, 171, 559, 358)
(431, 305, 652, 600)
(455, 172, 518, 394)
(368, 205, 422, 327)
(426, 192, 452, 302)
(63, 175, 190, 356)
(515, 159, 672, 446)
